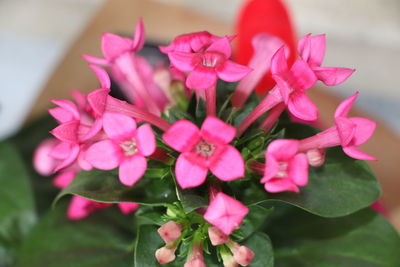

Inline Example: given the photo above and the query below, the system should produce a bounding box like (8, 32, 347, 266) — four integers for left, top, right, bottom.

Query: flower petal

(313, 66, 355, 86)
(136, 124, 156, 156)
(289, 59, 317, 91)
(264, 178, 300, 193)
(33, 138, 59, 175)
(260, 154, 279, 183)
(81, 54, 110, 66)
(288, 153, 308, 186)
(89, 64, 111, 89)
(297, 34, 312, 62)
(343, 146, 377, 161)
(201, 116, 236, 144)
(131, 17, 145, 51)
(162, 120, 200, 152)
(85, 140, 121, 170)
(206, 37, 232, 58)
(50, 99, 80, 120)
(167, 51, 196, 72)
(53, 144, 80, 172)
(103, 112, 136, 140)
(87, 88, 111, 117)
(266, 139, 299, 161)
(308, 34, 326, 67)
(53, 170, 76, 189)
(67, 196, 91, 220)
(210, 145, 244, 181)
(335, 117, 356, 146)
(119, 155, 147, 186)
(175, 154, 208, 189)
(79, 118, 103, 142)
(101, 33, 133, 60)
(186, 66, 217, 89)
(288, 91, 318, 121)
(50, 121, 79, 143)
(49, 107, 74, 123)
(118, 202, 139, 214)
(217, 60, 252, 82)
(271, 46, 288, 75)
(349, 117, 377, 146)
(334, 92, 358, 119)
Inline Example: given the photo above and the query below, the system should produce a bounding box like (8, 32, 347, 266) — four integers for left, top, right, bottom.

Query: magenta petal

(272, 75, 291, 103)
(80, 118, 103, 142)
(349, 117, 377, 146)
(288, 92, 318, 121)
(261, 154, 279, 183)
(297, 34, 312, 62)
(50, 141, 72, 159)
(53, 144, 80, 172)
(186, 66, 217, 90)
(289, 60, 317, 91)
(313, 66, 355, 86)
(118, 202, 139, 214)
(266, 139, 299, 161)
(33, 138, 58, 175)
(201, 116, 236, 144)
(334, 92, 359, 119)
(87, 88, 111, 117)
(49, 107, 74, 123)
(131, 17, 145, 51)
(335, 117, 356, 146)
(271, 46, 288, 75)
(288, 153, 308, 186)
(85, 140, 121, 170)
(210, 145, 244, 181)
(308, 34, 326, 66)
(264, 178, 300, 193)
(101, 33, 133, 60)
(343, 146, 377, 161)
(217, 61, 252, 82)
(175, 154, 208, 189)
(89, 64, 111, 89)
(103, 112, 136, 140)
(119, 155, 147, 186)
(136, 124, 156, 156)
(51, 121, 79, 143)
(53, 170, 76, 189)
(67, 196, 91, 220)
(168, 51, 195, 72)
(51, 99, 80, 120)
(81, 54, 110, 66)
(162, 120, 200, 152)
(205, 37, 232, 58)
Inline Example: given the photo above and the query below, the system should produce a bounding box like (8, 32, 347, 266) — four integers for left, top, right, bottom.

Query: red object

(235, 0, 297, 94)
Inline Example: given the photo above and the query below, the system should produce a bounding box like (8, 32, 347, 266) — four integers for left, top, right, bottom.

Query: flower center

(195, 140, 215, 157)
(120, 139, 138, 156)
(276, 162, 288, 178)
(201, 52, 225, 68)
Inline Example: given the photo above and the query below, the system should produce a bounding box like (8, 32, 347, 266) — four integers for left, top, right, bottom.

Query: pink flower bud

(184, 258, 206, 267)
(208, 226, 228, 246)
(306, 148, 326, 167)
(232, 246, 254, 266)
(157, 221, 182, 243)
(184, 242, 206, 267)
(155, 246, 176, 264)
(221, 252, 238, 267)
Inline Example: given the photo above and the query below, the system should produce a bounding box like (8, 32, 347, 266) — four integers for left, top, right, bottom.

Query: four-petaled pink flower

(162, 116, 245, 189)
(159, 31, 226, 53)
(204, 192, 249, 235)
(261, 139, 308, 193)
(298, 34, 355, 86)
(86, 112, 156, 186)
(168, 37, 251, 89)
(271, 46, 318, 121)
(334, 92, 377, 161)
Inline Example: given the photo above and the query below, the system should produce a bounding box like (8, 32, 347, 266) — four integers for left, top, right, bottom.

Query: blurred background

(1, 0, 399, 139)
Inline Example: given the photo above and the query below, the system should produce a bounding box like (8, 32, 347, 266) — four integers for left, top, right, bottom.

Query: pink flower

(261, 139, 308, 193)
(155, 245, 177, 264)
(168, 37, 251, 89)
(67, 195, 111, 220)
(118, 202, 140, 214)
(298, 34, 355, 86)
(159, 31, 227, 53)
(227, 242, 255, 267)
(208, 226, 228, 246)
(162, 117, 245, 189)
(333, 92, 377, 160)
(271, 46, 318, 121)
(203, 192, 249, 235)
(306, 148, 326, 167)
(85, 112, 156, 186)
(157, 221, 183, 244)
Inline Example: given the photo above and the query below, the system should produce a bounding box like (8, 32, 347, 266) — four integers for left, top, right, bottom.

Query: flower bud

(184, 242, 206, 267)
(184, 258, 206, 267)
(208, 226, 228, 246)
(155, 246, 176, 264)
(157, 221, 182, 243)
(232, 246, 254, 266)
(221, 251, 238, 267)
(306, 148, 326, 167)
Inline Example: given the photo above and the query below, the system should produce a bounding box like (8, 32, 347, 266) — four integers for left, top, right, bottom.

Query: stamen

(120, 139, 138, 156)
(195, 140, 215, 157)
(276, 162, 288, 178)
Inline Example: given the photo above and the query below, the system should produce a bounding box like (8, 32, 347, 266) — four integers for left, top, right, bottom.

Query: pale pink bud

(185, 242, 206, 267)
(184, 258, 206, 267)
(155, 246, 176, 264)
(232, 246, 254, 266)
(221, 252, 238, 267)
(306, 148, 326, 167)
(208, 226, 228, 246)
(157, 221, 182, 243)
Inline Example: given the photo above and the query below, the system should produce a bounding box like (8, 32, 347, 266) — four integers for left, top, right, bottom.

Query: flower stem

(205, 85, 217, 117)
(259, 102, 285, 134)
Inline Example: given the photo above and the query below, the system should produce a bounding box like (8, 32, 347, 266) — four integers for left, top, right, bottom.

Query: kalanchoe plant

(18, 18, 399, 266)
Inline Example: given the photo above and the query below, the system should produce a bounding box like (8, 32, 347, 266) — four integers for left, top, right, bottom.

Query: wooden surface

(28, 0, 400, 230)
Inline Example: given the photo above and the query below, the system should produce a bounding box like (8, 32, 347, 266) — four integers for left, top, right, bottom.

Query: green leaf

(268, 207, 400, 266)
(0, 142, 36, 266)
(16, 204, 134, 267)
(54, 169, 177, 206)
(134, 224, 165, 267)
(240, 205, 273, 240)
(177, 189, 208, 214)
(242, 232, 274, 267)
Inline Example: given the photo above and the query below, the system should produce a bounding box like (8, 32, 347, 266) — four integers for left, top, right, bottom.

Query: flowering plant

(1, 18, 400, 267)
